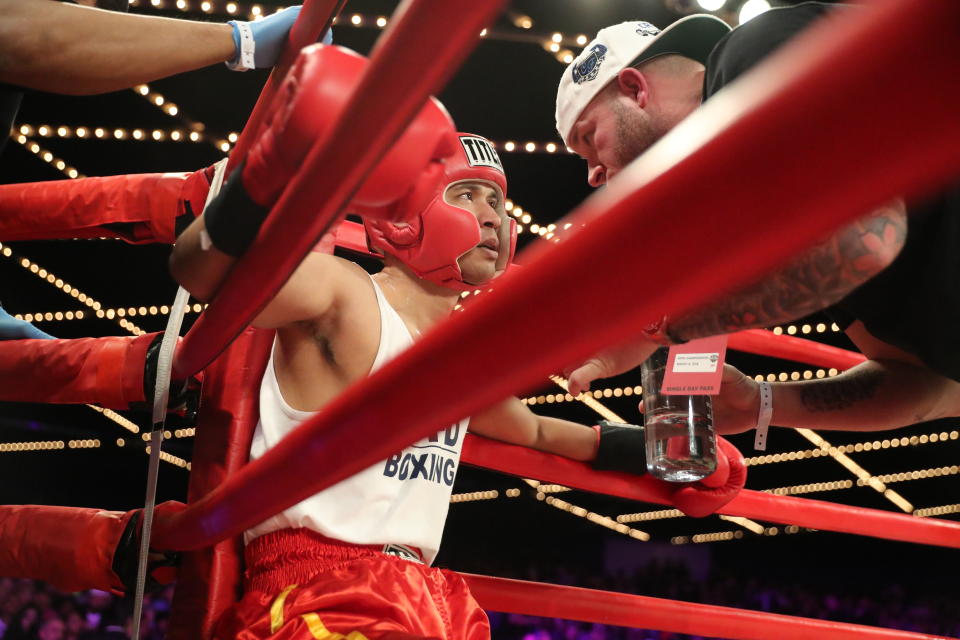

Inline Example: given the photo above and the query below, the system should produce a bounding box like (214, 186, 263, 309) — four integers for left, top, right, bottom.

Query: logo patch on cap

(571, 43, 608, 84)
(459, 136, 504, 173)
(635, 21, 660, 36)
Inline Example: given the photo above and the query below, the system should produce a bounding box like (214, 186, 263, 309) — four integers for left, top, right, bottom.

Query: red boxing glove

(248, 44, 456, 209)
(670, 437, 747, 517)
(204, 44, 456, 256)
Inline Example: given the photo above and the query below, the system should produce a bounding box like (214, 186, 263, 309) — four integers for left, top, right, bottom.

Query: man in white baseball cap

(556, 4, 960, 440)
(555, 15, 730, 184)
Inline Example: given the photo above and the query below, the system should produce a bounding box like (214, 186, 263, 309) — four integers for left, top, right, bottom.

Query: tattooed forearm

(668, 200, 907, 341)
(800, 369, 884, 413)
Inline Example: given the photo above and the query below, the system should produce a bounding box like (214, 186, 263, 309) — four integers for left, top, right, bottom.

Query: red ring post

(153, 0, 960, 550)
(171, 0, 509, 380)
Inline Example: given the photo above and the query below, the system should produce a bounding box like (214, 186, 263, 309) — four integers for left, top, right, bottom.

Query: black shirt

(701, 2, 960, 381)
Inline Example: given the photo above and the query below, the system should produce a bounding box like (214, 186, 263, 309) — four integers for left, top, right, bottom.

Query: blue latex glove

(0, 306, 54, 340)
(228, 6, 333, 71)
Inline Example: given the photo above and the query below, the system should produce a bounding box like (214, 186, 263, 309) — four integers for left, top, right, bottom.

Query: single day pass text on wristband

(661, 335, 728, 395)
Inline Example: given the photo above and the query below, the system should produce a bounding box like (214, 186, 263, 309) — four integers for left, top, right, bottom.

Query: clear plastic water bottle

(640, 347, 717, 482)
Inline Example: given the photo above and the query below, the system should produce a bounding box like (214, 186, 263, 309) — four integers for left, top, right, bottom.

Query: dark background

(1, 0, 957, 595)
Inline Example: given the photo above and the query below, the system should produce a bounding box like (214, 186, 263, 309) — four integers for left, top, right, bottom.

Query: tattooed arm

(668, 200, 907, 341)
(715, 360, 960, 433)
(713, 322, 960, 434)
(778, 360, 959, 430)
(564, 201, 907, 397)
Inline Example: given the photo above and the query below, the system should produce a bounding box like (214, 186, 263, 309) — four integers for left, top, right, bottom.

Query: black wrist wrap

(112, 511, 180, 595)
(203, 161, 270, 257)
(591, 420, 647, 475)
(142, 333, 199, 419)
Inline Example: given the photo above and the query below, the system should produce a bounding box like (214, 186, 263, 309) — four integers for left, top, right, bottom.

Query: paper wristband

(226, 21, 255, 71)
(754, 381, 773, 451)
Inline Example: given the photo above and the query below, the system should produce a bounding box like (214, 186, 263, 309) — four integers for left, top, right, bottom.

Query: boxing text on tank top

(244, 277, 469, 565)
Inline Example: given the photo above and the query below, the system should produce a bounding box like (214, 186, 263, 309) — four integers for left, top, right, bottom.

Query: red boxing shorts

(215, 529, 490, 640)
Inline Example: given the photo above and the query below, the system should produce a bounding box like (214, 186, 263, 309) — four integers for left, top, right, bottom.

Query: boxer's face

(447, 181, 503, 285)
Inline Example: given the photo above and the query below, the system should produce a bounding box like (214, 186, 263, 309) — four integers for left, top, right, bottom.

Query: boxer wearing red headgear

(171, 117, 655, 639)
(165, 40, 740, 640)
(361, 133, 516, 291)
(171, 123, 747, 639)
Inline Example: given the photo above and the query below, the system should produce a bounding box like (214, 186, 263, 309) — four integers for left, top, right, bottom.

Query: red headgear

(362, 133, 517, 291)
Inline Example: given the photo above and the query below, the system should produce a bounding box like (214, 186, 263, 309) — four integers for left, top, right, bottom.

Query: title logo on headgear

(635, 21, 660, 37)
(571, 43, 607, 85)
(458, 136, 504, 174)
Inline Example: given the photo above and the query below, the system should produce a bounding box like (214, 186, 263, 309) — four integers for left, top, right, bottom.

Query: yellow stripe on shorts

(269, 584, 298, 633)
(300, 613, 369, 640)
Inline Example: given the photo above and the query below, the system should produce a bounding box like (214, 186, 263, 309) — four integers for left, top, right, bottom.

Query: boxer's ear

(615, 67, 649, 109)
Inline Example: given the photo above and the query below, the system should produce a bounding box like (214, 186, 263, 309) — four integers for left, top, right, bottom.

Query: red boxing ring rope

(460, 435, 960, 549)
(152, 0, 960, 551)
(460, 574, 956, 640)
(171, 0, 509, 380)
(728, 329, 866, 370)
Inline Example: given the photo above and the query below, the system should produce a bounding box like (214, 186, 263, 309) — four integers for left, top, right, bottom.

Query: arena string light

(0, 408, 189, 469)
(0, 242, 146, 335)
(13, 120, 554, 234)
(6, 131, 84, 178)
(744, 429, 960, 466)
(17, 123, 209, 147)
(795, 427, 914, 512)
(540, 493, 652, 541)
(17, 123, 574, 157)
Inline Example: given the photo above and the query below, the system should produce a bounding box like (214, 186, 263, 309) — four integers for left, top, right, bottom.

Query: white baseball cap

(555, 15, 731, 145)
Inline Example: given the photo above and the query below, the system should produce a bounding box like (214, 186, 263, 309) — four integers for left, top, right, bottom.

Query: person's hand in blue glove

(226, 6, 333, 71)
(0, 305, 54, 340)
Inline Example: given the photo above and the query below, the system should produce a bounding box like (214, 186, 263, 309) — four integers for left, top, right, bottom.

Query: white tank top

(244, 277, 469, 565)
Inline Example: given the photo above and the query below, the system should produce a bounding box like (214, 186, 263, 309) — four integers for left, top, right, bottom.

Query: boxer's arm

(169, 214, 236, 303)
(468, 397, 599, 461)
(170, 216, 352, 328)
(0, 0, 234, 94)
(667, 200, 907, 341)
